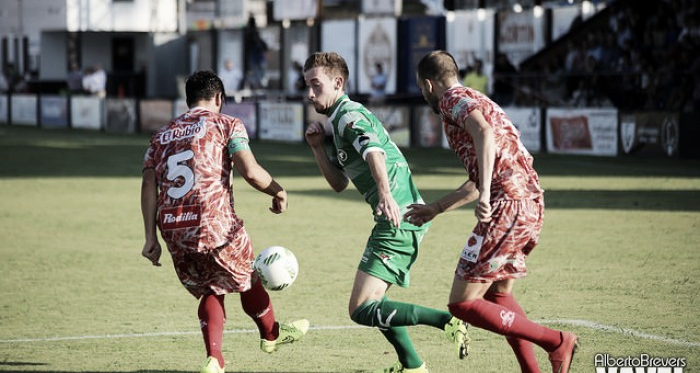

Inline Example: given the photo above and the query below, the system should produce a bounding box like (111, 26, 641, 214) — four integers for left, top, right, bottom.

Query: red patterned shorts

(455, 198, 544, 283)
(167, 227, 255, 299)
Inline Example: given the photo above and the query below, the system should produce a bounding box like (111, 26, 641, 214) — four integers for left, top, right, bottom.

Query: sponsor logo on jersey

(594, 354, 686, 373)
(159, 118, 206, 145)
(160, 205, 201, 230)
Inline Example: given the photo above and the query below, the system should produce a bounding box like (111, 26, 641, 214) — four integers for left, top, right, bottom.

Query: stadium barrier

(0, 93, 695, 159)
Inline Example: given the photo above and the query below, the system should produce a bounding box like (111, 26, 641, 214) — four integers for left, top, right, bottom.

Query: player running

(140, 70, 308, 373)
(303, 52, 469, 373)
(405, 50, 579, 373)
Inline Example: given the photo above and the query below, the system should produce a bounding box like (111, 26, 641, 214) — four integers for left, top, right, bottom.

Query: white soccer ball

(254, 246, 299, 291)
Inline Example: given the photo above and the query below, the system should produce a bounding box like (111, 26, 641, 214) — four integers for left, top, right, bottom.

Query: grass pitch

(0, 125, 699, 372)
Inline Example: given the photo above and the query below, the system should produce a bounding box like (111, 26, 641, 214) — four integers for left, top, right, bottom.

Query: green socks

(350, 296, 452, 329)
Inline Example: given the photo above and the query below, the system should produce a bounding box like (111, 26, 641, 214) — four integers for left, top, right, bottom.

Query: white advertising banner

(447, 10, 495, 72)
(497, 10, 546, 67)
(546, 108, 618, 156)
(506, 107, 541, 153)
(321, 19, 358, 94)
(273, 0, 317, 21)
(105, 98, 137, 134)
(358, 17, 397, 95)
(258, 102, 304, 142)
(362, 0, 401, 16)
(71, 96, 103, 130)
(10, 95, 38, 126)
(551, 6, 581, 41)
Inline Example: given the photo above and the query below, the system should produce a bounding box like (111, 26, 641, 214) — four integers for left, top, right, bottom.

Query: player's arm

(438, 180, 480, 212)
(366, 150, 401, 228)
(141, 167, 162, 266)
(404, 180, 478, 226)
(305, 121, 349, 193)
(232, 149, 287, 214)
(463, 109, 495, 223)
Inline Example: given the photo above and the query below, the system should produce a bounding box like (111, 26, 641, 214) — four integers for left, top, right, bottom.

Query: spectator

(491, 53, 517, 106)
(83, 64, 107, 97)
(370, 62, 388, 99)
(219, 58, 243, 95)
(244, 16, 268, 90)
(66, 62, 84, 94)
(0, 69, 7, 93)
(288, 60, 306, 94)
(462, 59, 488, 95)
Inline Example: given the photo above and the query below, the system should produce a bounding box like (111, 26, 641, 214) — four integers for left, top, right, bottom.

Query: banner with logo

(366, 105, 410, 147)
(40, 95, 69, 129)
(497, 10, 546, 68)
(10, 94, 38, 126)
(140, 99, 173, 133)
(105, 98, 137, 134)
(619, 112, 679, 157)
(507, 107, 541, 153)
(71, 96, 103, 130)
(258, 102, 304, 142)
(546, 108, 617, 156)
(358, 17, 397, 95)
(397, 16, 445, 94)
(222, 101, 258, 140)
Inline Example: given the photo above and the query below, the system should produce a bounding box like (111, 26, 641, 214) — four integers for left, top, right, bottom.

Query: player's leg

(448, 278, 578, 373)
(348, 270, 425, 371)
(198, 293, 226, 371)
(240, 276, 277, 340)
(484, 281, 540, 373)
(352, 228, 455, 330)
(240, 275, 309, 353)
(449, 278, 562, 348)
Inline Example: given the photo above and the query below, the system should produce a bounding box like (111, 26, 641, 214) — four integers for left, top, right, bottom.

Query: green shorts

(358, 224, 429, 288)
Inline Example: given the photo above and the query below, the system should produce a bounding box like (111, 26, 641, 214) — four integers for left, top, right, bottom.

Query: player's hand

(404, 203, 439, 227)
(270, 191, 288, 214)
(475, 194, 492, 223)
(142, 239, 162, 267)
(305, 121, 326, 148)
(376, 193, 401, 228)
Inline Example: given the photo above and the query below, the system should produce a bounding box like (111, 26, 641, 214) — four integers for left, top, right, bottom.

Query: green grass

(0, 125, 699, 372)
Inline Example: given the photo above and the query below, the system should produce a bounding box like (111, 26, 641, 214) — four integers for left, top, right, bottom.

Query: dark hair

(303, 52, 350, 88)
(417, 50, 459, 84)
(185, 70, 225, 107)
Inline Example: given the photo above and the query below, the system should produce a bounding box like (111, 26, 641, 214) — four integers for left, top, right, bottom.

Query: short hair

(417, 50, 459, 84)
(303, 52, 350, 88)
(185, 70, 225, 107)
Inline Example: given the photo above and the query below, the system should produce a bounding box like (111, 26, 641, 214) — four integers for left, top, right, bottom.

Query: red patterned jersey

(439, 86, 543, 201)
(143, 107, 249, 253)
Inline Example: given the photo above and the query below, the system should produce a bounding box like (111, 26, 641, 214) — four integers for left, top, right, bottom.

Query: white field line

(0, 319, 698, 348)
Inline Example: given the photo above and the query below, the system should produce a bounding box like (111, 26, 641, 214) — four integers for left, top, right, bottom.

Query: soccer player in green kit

(302, 52, 468, 373)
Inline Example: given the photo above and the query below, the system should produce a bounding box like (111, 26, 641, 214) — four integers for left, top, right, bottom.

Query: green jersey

(325, 95, 428, 230)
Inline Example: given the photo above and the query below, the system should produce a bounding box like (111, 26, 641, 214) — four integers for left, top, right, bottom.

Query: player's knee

(350, 299, 380, 327)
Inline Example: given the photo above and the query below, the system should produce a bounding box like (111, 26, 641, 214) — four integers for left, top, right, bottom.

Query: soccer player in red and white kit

(405, 51, 579, 373)
(140, 70, 308, 373)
